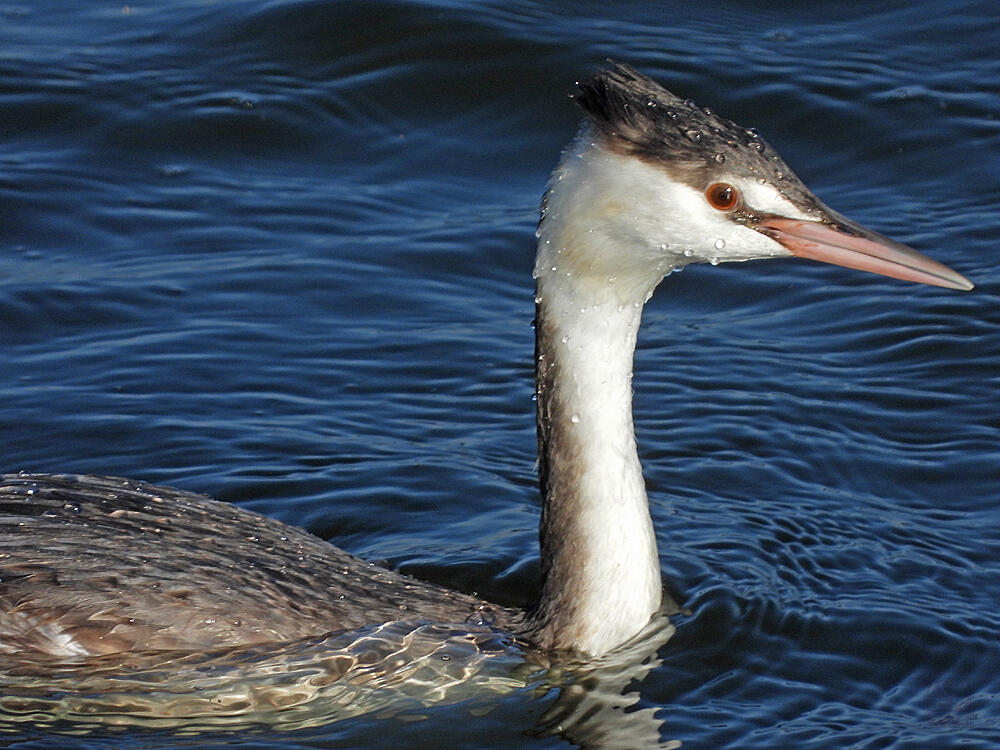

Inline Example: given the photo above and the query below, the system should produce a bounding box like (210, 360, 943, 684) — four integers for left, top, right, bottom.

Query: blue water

(2, 1, 999, 747)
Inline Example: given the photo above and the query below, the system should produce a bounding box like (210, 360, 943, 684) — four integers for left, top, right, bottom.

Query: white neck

(526, 140, 670, 653)
(524, 127, 772, 654)
(527, 284, 661, 655)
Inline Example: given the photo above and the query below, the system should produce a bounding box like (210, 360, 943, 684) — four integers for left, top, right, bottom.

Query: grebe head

(535, 62, 972, 306)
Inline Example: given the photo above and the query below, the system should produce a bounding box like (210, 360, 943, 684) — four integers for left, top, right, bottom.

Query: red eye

(705, 182, 739, 210)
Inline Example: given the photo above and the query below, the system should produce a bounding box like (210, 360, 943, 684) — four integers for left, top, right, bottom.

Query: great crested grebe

(0, 64, 971, 672)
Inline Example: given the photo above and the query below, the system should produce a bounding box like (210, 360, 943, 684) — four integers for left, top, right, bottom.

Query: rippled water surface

(2, 1, 999, 748)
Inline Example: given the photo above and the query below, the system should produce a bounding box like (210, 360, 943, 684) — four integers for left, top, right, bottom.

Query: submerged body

(0, 473, 513, 656)
(0, 65, 971, 683)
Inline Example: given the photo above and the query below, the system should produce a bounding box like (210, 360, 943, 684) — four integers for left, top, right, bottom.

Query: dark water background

(2, 1, 999, 748)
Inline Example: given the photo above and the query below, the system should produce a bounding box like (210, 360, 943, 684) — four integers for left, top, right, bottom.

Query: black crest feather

(574, 62, 812, 204)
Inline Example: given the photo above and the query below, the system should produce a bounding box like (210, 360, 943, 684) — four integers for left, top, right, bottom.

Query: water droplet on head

(714, 238, 726, 250)
(710, 257, 721, 266)
(683, 248, 694, 257)
(684, 129, 702, 142)
(713, 153, 726, 163)
(570, 414, 580, 424)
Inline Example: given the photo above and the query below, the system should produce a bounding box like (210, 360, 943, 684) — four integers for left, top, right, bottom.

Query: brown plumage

(0, 473, 516, 656)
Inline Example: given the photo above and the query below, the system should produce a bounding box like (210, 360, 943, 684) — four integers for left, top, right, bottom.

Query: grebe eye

(705, 182, 739, 210)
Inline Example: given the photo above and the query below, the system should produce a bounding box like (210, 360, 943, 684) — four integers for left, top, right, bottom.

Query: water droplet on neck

(683, 248, 694, 257)
(570, 414, 580, 424)
(710, 257, 721, 266)
(684, 129, 702, 142)
(714, 238, 726, 250)
(713, 153, 726, 163)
